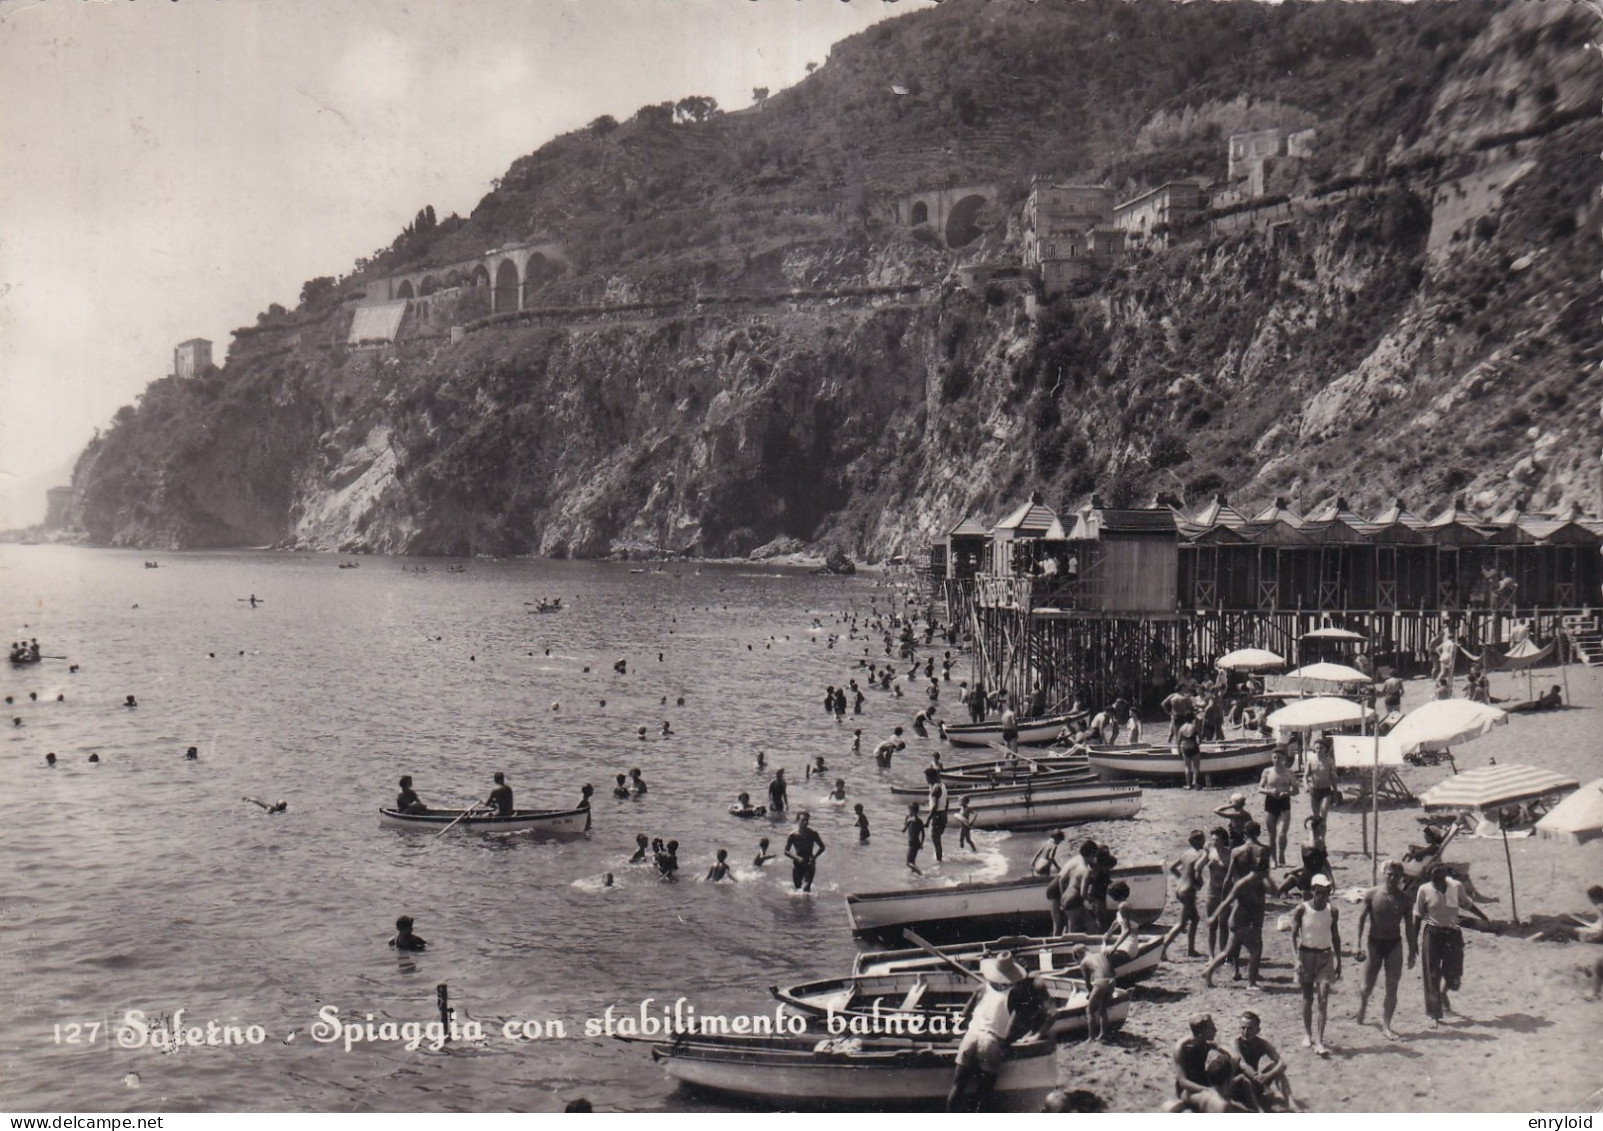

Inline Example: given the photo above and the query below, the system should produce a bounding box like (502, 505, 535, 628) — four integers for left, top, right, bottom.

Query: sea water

(0, 546, 1036, 1112)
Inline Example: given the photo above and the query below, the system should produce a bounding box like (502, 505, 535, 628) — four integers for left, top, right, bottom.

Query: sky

(0, 0, 926, 527)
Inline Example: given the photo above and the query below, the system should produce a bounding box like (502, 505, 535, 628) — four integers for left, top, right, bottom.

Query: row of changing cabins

(925, 494, 1603, 706)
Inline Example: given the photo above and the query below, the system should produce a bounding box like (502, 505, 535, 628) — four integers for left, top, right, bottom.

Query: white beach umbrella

(1266, 696, 1373, 733)
(1216, 648, 1285, 672)
(1283, 662, 1371, 686)
(1387, 700, 1509, 756)
(1535, 778, 1603, 846)
(1302, 627, 1367, 642)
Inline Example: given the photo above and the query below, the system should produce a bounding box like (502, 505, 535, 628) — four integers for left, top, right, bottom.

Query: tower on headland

(173, 338, 212, 379)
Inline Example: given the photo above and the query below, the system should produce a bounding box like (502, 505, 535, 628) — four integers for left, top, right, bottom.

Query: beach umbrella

(1266, 696, 1373, 733)
(1283, 662, 1371, 686)
(1216, 648, 1285, 672)
(1419, 763, 1580, 924)
(1388, 700, 1508, 756)
(1535, 778, 1603, 846)
(1302, 627, 1367, 642)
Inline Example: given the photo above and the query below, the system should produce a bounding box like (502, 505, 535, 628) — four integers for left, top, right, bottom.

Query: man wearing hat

(1289, 874, 1342, 1056)
(946, 952, 1054, 1112)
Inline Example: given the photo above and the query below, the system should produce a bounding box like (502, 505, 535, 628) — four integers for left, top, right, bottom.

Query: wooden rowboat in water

(1087, 740, 1275, 782)
(853, 929, 1166, 985)
(769, 968, 1129, 1042)
(845, 861, 1166, 943)
(617, 1030, 1060, 1108)
(941, 711, 1083, 748)
(377, 806, 590, 834)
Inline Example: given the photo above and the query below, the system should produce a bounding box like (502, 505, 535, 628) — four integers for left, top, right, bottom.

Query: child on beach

(958, 797, 978, 851)
(902, 803, 925, 874)
(854, 803, 870, 843)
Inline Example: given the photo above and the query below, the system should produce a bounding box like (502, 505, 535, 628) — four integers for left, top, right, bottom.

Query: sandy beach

(1044, 663, 1603, 1112)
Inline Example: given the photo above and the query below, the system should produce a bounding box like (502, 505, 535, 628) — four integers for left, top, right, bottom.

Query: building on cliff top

(1113, 181, 1210, 248)
(173, 339, 212, 379)
(1022, 182, 1125, 295)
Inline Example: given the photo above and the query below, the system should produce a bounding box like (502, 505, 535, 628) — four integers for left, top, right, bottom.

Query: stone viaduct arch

(898, 184, 998, 249)
(365, 241, 570, 312)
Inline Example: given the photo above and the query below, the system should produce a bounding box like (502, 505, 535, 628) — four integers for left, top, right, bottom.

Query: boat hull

(623, 1032, 1059, 1107)
(1088, 742, 1273, 782)
(890, 767, 1095, 798)
(377, 807, 590, 834)
(942, 712, 1081, 748)
(963, 784, 1143, 831)
(854, 930, 1165, 985)
(845, 861, 1166, 943)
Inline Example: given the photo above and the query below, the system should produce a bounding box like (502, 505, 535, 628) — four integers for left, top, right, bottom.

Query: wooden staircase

(1562, 614, 1603, 666)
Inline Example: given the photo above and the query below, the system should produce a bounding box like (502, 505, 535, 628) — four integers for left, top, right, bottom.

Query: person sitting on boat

(613, 774, 632, 800)
(389, 915, 426, 952)
(396, 775, 427, 815)
(946, 953, 1056, 1112)
(484, 772, 513, 817)
(729, 791, 766, 818)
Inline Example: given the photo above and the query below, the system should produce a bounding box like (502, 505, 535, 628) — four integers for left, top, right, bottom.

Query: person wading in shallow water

(784, 811, 825, 892)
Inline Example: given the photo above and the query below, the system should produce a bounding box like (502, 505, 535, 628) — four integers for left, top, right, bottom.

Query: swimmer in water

(88, 753, 100, 764)
(603, 872, 615, 888)
(390, 915, 426, 951)
(855, 802, 870, 843)
(655, 839, 679, 881)
(185, 746, 199, 760)
(244, 797, 288, 813)
(629, 834, 650, 864)
(755, 750, 767, 771)
(637, 726, 648, 740)
(828, 778, 847, 802)
(614, 774, 632, 799)
(45, 752, 57, 767)
(629, 768, 648, 796)
(706, 849, 734, 882)
(125, 695, 138, 708)
(661, 720, 673, 737)
(958, 797, 978, 851)
(753, 838, 775, 866)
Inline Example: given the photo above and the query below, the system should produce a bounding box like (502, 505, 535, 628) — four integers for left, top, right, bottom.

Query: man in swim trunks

(1162, 1014, 1232, 1112)
(1355, 859, 1416, 1039)
(925, 768, 950, 862)
(484, 772, 513, 816)
(768, 768, 788, 814)
(390, 915, 426, 952)
(784, 811, 825, 892)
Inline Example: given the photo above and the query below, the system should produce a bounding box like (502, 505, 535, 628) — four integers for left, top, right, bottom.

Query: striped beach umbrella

(1418, 764, 1579, 812)
(1418, 763, 1579, 925)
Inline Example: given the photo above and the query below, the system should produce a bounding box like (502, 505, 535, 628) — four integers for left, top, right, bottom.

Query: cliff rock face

(69, 0, 1603, 558)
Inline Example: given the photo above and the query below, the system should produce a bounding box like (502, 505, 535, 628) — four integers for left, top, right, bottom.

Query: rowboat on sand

(377, 806, 590, 834)
(853, 929, 1168, 985)
(845, 861, 1166, 943)
(770, 968, 1130, 1042)
(617, 1031, 1059, 1108)
(941, 711, 1083, 748)
(1087, 740, 1275, 782)
(889, 765, 1096, 798)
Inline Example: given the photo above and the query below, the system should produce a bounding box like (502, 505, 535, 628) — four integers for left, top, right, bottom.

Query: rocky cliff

(69, 0, 1603, 558)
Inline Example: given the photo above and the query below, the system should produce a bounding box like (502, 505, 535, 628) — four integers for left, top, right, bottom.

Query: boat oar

(435, 804, 484, 838)
(901, 928, 985, 985)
